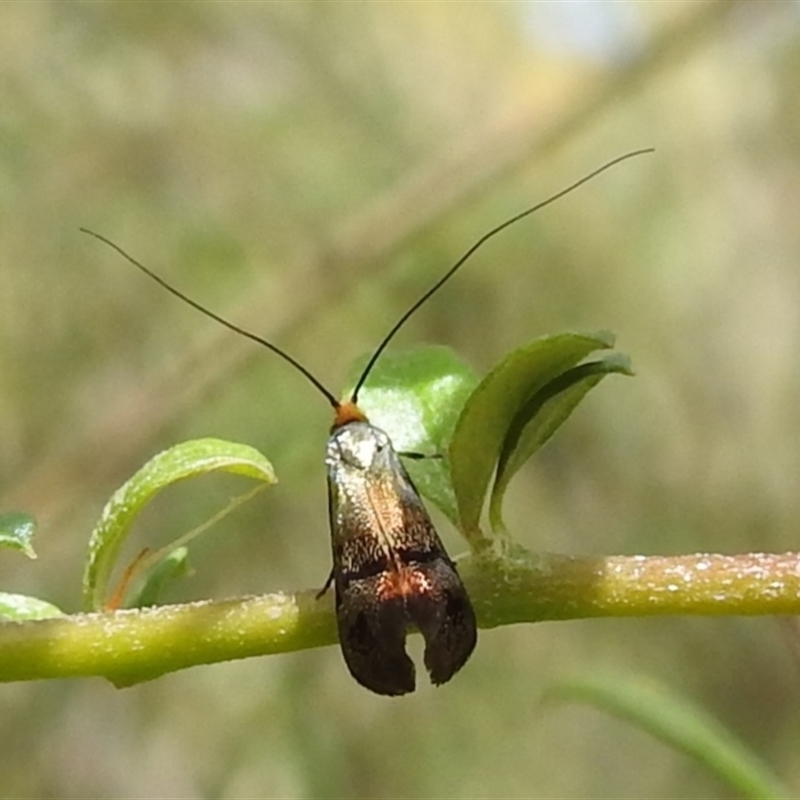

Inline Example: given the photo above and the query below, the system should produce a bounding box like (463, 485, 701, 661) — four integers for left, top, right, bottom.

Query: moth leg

(315, 568, 335, 600)
(398, 451, 443, 460)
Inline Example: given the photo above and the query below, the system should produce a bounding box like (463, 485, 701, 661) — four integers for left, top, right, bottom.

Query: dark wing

(328, 456, 476, 695)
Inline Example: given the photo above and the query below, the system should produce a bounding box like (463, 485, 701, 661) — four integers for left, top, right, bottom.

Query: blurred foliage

(545, 674, 789, 799)
(2, 2, 800, 797)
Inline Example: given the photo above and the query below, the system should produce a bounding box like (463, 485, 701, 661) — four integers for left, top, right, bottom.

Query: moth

(324, 413, 476, 695)
(81, 148, 650, 695)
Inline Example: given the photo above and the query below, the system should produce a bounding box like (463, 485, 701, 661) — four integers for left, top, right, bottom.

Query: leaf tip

(590, 330, 616, 349)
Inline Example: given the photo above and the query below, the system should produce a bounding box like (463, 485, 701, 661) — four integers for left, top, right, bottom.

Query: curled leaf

(450, 331, 616, 542)
(489, 353, 633, 532)
(82, 439, 276, 612)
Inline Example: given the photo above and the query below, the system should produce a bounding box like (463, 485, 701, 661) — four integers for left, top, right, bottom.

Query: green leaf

(129, 546, 190, 608)
(489, 353, 633, 533)
(0, 512, 38, 559)
(82, 438, 277, 612)
(350, 346, 478, 525)
(450, 331, 615, 542)
(546, 674, 789, 800)
(0, 593, 64, 621)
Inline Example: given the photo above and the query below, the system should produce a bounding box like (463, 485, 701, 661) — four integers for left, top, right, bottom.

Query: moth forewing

(325, 421, 477, 696)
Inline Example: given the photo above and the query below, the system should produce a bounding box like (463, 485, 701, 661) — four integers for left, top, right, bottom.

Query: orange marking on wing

(377, 564, 433, 601)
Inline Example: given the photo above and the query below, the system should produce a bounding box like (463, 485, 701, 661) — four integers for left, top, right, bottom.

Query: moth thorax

(326, 421, 392, 472)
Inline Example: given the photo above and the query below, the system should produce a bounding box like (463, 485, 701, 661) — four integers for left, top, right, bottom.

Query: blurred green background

(2, 2, 800, 797)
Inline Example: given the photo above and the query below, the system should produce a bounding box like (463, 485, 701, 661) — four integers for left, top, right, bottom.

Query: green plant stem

(464, 550, 800, 627)
(1, 550, 798, 687)
(0, 591, 336, 687)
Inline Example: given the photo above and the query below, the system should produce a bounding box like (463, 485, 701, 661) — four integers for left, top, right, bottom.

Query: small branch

(463, 551, 800, 627)
(1, 550, 798, 687)
(0, 591, 337, 687)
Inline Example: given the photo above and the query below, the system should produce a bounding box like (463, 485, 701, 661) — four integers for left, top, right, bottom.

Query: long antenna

(79, 228, 340, 409)
(81, 147, 652, 414)
(350, 147, 654, 403)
